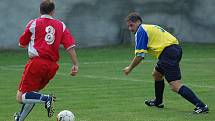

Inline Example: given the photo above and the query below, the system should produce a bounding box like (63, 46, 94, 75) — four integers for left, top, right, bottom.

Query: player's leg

(163, 44, 208, 113)
(169, 80, 209, 113)
(14, 58, 58, 120)
(21, 91, 50, 103)
(22, 58, 58, 117)
(164, 59, 209, 113)
(21, 91, 56, 117)
(15, 90, 56, 120)
(153, 68, 165, 105)
(14, 61, 37, 121)
(14, 91, 36, 121)
(14, 103, 35, 121)
(145, 68, 164, 108)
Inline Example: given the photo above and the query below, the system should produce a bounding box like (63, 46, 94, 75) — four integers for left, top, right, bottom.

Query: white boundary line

(0, 57, 215, 68)
(0, 67, 214, 89)
(56, 72, 215, 89)
(0, 58, 214, 89)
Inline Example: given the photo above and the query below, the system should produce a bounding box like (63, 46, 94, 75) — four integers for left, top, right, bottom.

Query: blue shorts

(155, 44, 182, 82)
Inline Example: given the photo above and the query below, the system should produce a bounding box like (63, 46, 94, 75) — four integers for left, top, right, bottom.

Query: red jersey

(19, 15, 76, 62)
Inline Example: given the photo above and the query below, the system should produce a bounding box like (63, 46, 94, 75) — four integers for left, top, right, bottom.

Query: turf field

(0, 43, 214, 121)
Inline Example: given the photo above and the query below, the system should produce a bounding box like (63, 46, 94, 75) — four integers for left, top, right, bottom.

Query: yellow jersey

(135, 24, 179, 58)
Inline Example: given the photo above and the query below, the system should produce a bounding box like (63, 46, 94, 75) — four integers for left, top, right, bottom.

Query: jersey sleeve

(135, 27, 148, 57)
(61, 28, 76, 50)
(19, 20, 34, 47)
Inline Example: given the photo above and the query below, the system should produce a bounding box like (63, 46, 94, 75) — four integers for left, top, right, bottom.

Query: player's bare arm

(67, 47, 78, 76)
(123, 56, 143, 75)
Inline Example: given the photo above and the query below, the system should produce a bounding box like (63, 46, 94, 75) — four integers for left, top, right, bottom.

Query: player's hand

(123, 66, 131, 75)
(18, 43, 26, 48)
(70, 65, 78, 76)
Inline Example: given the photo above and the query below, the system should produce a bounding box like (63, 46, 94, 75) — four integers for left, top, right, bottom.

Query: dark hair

(40, 0, 55, 15)
(126, 12, 142, 23)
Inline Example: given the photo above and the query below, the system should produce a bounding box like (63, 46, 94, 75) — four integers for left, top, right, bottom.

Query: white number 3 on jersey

(45, 26, 55, 44)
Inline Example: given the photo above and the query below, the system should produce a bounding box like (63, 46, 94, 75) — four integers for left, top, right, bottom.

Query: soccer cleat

(13, 112, 20, 121)
(45, 95, 56, 117)
(145, 99, 164, 108)
(193, 105, 209, 114)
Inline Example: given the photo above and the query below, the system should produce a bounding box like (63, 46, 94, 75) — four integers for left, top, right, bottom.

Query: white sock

(18, 104, 35, 121)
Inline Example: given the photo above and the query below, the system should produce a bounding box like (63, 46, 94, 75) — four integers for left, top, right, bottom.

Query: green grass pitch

(0, 43, 214, 121)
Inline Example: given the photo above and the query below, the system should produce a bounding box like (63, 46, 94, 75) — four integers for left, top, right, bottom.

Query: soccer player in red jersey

(14, 0, 78, 120)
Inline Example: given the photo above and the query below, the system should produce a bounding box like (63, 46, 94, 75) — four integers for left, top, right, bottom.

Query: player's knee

(169, 80, 182, 92)
(16, 91, 23, 103)
(152, 72, 163, 80)
(170, 86, 178, 92)
(16, 95, 22, 103)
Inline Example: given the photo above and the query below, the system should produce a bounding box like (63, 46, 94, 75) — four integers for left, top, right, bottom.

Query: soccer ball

(57, 110, 75, 121)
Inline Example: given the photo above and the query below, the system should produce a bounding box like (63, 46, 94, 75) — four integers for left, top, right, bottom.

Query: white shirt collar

(40, 14, 54, 19)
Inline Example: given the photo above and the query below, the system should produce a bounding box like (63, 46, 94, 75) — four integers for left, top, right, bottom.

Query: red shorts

(18, 57, 59, 93)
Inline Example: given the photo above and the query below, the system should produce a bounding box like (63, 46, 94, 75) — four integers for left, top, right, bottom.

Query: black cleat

(145, 99, 164, 108)
(13, 112, 20, 121)
(193, 105, 209, 114)
(45, 95, 56, 117)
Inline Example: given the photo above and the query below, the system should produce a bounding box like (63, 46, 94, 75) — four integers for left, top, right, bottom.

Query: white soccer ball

(57, 110, 75, 121)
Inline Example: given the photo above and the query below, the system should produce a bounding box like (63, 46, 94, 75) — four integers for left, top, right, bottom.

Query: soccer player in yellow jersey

(123, 12, 209, 114)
